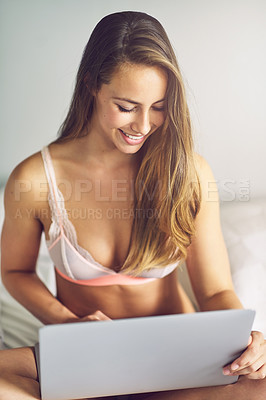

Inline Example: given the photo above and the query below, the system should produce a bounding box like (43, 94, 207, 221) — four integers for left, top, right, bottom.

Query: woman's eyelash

(117, 105, 134, 113)
(117, 104, 165, 113)
(153, 107, 165, 111)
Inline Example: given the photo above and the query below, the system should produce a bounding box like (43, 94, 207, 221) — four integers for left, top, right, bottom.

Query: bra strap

(41, 146, 63, 229)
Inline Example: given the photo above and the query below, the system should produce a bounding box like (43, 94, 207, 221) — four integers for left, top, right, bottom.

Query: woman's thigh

(0, 346, 38, 380)
(129, 376, 266, 400)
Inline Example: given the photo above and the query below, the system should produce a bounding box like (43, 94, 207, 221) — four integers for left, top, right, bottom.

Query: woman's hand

(79, 310, 112, 322)
(223, 331, 266, 379)
(67, 310, 112, 323)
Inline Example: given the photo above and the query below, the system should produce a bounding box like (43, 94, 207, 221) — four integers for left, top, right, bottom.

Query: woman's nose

(131, 111, 151, 135)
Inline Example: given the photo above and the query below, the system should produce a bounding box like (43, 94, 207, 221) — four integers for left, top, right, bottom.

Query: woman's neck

(74, 128, 142, 172)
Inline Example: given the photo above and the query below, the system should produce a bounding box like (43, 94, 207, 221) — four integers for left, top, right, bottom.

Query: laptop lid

(37, 309, 255, 399)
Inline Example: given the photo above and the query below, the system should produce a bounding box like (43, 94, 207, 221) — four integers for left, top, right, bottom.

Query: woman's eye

(117, 105, 134, 113)
(152, 106, 165, 112)
(116, 104, 165, 113)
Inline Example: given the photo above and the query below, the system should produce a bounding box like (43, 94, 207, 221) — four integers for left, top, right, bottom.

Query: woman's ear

(84, 74, 90, 89)
(84, 73, 99, 96)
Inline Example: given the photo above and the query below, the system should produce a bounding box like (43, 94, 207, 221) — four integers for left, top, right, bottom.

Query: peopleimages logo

(13, 207, 161, 221)
(13, 178, 135, 202)
(13, 178, 164, 202)
(13, 178, 250, 203)
(216, 179, 250, 202)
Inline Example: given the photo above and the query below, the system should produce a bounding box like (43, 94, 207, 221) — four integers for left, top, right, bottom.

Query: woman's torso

(37, 140, 195, 319)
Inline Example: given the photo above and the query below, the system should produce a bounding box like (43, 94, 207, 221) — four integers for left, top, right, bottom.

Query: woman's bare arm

(185, 156, 266, 380)
(186, 154, 243, 311)
(1, 154, 78, 325)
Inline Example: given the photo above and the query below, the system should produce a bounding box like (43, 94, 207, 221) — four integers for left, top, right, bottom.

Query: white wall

(1, 0, 266, 199)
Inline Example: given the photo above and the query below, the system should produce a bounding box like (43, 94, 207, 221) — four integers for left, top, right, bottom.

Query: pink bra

(41, 146, 179, 286)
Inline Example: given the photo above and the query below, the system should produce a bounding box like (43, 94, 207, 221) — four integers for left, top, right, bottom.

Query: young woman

(0, 11, 265, 400)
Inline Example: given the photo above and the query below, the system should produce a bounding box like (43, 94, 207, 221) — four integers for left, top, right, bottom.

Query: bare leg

(0, 347, 40, 400)
(131, 376, 266, 400)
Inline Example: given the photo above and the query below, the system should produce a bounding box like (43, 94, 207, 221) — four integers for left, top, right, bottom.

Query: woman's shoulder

(193, 153, 218, 203)
(4, 140, 77, 205)
(194, 153, 213, 175)
(7, 149, 46, 183)
(4, 148, 48, 206)
(193, 153, 216, 181)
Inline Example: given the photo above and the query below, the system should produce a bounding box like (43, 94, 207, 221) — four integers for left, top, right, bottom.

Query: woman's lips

(119, 129, 146, 145)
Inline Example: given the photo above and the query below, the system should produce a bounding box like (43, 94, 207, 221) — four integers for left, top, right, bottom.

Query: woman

(0, 11, 265, 400)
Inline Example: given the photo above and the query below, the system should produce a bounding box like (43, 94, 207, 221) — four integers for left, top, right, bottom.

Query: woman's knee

(231, 376, 266, 400)
(0, 347, 38, 380)
(0, 348, 40, 400)
(0, 373, 40, 400)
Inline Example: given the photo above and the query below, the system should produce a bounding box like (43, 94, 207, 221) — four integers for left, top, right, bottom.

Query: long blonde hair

(57, 11, 201, 274)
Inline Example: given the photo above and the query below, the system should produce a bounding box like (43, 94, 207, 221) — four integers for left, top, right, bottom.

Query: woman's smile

(118, 128, 146, 145)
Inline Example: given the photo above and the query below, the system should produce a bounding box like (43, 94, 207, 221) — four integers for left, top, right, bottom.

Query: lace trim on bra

(46, 188, 122, 273)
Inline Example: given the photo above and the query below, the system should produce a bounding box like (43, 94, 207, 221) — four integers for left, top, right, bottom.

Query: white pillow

(0, 240, 56, 348)
(0, 187, 6, 348)
(0, 236, 56, 348)
(220, 198, 266, 336)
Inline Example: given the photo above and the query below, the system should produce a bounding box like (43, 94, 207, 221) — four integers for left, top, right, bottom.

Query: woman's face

(91, 63, 168, 154)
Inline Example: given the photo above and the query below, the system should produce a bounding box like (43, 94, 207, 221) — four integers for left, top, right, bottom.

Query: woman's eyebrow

(112, 97, 165, 105)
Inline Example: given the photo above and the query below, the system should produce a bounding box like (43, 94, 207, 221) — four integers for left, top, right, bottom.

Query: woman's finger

(85, 310, 112, 321)
(228, 355, 265, 376)
(230, 331, 264, 370)
(223, 332, 266, 377)
(223, 347, 258, 375)
(93, 310, 112, 320)
(244, 365, 266, 380)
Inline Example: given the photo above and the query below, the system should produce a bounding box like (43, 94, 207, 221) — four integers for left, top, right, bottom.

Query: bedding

(0, 186, 265, 348)
(220, 198, 266, 335)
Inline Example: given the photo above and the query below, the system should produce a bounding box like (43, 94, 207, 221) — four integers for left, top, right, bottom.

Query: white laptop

(35, 309, 255, 400)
